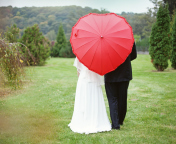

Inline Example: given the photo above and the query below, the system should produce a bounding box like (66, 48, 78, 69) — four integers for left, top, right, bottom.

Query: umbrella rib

(104, 20, 125, 35)
(73, 37, 98, 40)
(74, 38, 99, 50)
(81, 39, 100, 66)
(104, 39, 124, 60)
(92, 16, 101, 35)
(82, 18, 100, 35)
(105, 28, 131, 37)
(105, 37, 131, 51)
(104, 15, 112, 35)
(107, 36, 132, 40)
(105, 44, 115, 70)
(75, 28, 99, 37)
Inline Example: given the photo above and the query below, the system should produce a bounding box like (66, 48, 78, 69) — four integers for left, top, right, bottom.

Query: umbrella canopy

(70, 13, 134, 75)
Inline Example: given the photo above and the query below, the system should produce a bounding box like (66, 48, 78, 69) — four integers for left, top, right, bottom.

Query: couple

(68, 43, 137, 134)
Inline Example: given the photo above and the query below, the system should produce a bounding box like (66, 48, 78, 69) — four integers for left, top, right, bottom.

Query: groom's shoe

(120, 122, 123, 125)
(112, 124, 120, 130)
(112, 127, 120, 130)
(112, 125, 120, 130)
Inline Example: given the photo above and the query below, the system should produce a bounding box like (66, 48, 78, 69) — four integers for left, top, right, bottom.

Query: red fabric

(70, 13, 134, 75)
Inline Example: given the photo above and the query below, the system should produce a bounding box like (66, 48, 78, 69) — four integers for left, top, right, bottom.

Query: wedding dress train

(68, 58, 111, 134)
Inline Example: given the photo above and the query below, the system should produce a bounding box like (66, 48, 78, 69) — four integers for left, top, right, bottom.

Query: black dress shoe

(112, 127, 120, 130)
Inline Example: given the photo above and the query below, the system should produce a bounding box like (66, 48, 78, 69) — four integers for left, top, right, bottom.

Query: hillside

(0, 6, 151, 41)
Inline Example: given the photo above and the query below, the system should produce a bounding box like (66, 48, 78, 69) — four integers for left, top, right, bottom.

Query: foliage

(0, 6, 156, 42)
(149, 23, 158, 60)
(90, 8, 110, 14)
(163, 0, 176, 17)
(134, 35, 141, 43)
(51, 24, 67, 57)
(149, 0, 164, 17)
(169, 11, 176, 58)
(142, 10, 156, 39)
(67, 41, 75, 58)
(20, 24, 50, 66)
(46, 30, 56, 41)
(149, 4, 170, 71)
(136, 37, 149, 52)
(171, 14, 176, 69)
(144, 0, 164, 39)
(4, 24, 20, 43)
(0, 38, 25, 89)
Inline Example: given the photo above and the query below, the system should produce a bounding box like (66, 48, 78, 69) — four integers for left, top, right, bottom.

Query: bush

(5, 24, 20, 43)
(20, 24, 50, 66)
(0, 39, 25, 89)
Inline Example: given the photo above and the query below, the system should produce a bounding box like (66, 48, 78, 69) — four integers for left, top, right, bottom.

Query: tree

(143, 0, 163, 39)
(136, 37, 150, 52)
(66, 40, 75, 58)
(150, 4, 170, 71)
(20, 24, 50, 66)
(0, 5, 159, 43)
(142, 9, 156, 38)
(149, 23, 158, 61)
(5, 24, 20, 43)
(171, 14, 176, 69)
(149, 0, 164, 17)
(134, 35, 141, 43)
(51, 24, 67, 57)
(46, 30, 56, 41)
(163, 0, 176, 17)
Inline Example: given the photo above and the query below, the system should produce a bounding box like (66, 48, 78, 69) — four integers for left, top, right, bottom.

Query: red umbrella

(70, 13, 134, 75)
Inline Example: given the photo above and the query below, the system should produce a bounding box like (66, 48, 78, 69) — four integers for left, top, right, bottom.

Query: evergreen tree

(171, 14, 176, 69)
(151, 4, 170, 71)
(163, 0, 176, 17)
(51, 24, 67, 57)
(20, 24, 50, 66)
(67, 40, 75, 58)
(149, 23, 158, 63)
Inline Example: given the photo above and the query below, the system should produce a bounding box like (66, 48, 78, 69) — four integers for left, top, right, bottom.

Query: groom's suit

(105, 42, 137, 129)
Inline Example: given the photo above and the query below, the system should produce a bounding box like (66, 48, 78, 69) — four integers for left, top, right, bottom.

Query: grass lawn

(0, 55, 176, 144)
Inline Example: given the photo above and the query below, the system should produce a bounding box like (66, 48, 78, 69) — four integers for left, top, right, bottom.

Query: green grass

(0, 55, 176, 144)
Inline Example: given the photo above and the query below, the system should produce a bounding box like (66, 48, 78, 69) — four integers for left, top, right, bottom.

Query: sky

(0, 0, 154, 14)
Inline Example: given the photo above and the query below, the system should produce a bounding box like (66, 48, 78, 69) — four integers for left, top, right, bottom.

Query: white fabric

(68, 57, 111, 134)
(73, 57, 104, 85)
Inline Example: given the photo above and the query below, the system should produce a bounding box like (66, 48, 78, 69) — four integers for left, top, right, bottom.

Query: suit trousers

(105, 81, 129, 129)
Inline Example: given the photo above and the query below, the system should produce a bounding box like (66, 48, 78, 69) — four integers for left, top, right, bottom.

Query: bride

(68, 57, 111, 134)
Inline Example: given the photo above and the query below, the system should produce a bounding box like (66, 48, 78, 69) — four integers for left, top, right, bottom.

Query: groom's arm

(130, 42, 137, 61)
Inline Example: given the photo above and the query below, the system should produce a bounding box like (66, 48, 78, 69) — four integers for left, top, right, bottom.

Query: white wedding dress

(68, 57, 111, 134)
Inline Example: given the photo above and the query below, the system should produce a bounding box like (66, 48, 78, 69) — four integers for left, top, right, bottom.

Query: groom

(105, 42, 137, 130)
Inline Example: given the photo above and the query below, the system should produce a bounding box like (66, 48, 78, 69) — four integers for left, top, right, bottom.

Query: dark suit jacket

(104, 43, 137, 82)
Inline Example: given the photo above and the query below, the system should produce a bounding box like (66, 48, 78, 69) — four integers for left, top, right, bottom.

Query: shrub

(20, 24, 50, 66)
(0, 38, 25, 89)
(4, 24, 20, 43)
